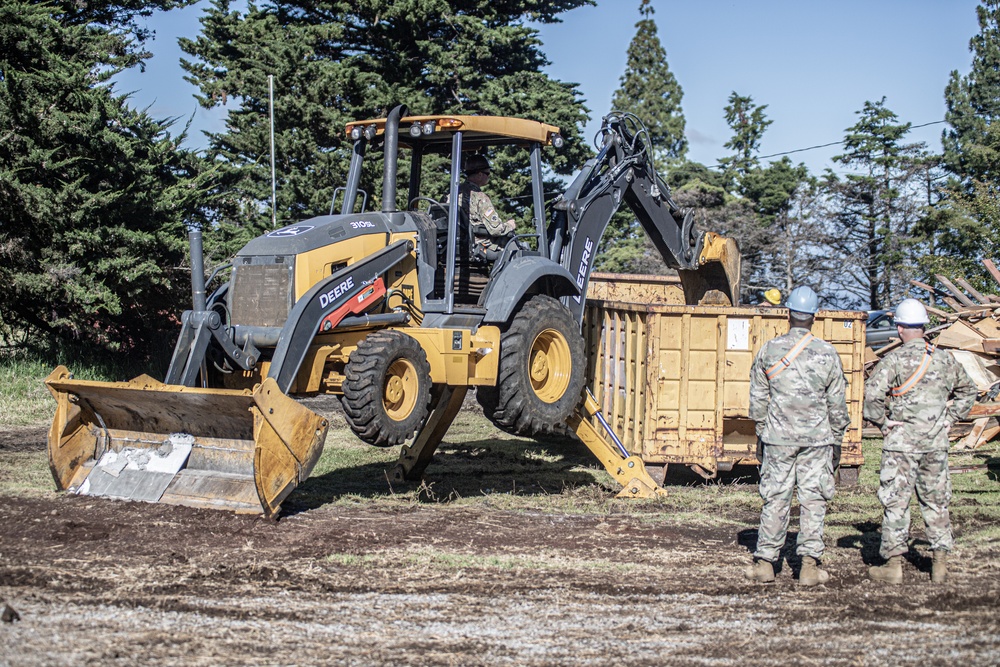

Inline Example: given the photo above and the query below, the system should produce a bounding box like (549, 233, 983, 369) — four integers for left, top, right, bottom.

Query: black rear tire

(342, 330, 431, 447)
(477, 295, 586, 436)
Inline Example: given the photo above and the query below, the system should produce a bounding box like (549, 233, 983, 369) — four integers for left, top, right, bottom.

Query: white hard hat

(894, 298, 929, 326)
(786, 286, 819, 315)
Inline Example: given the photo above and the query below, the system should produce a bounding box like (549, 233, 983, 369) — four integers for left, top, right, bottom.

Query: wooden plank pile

(908, 259, 1000, 450)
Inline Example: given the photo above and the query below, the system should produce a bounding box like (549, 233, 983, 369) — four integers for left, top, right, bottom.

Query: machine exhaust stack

(189, 229, 207, 312)
(381, 105, 407, 213)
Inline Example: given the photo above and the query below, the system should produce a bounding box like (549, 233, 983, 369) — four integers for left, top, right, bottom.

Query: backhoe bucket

(679, 232, 743, 306)
(45, 366, 328, 518)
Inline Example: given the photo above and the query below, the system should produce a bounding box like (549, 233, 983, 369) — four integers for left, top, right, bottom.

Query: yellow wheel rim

(384, 358, 419, 420)
(528, 328, 573, 404)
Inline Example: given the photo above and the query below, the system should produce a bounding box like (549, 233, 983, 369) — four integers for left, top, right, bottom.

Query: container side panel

(688, 350, 719, 381)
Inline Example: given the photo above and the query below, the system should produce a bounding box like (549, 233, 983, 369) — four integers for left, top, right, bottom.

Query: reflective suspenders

(890, 341, 935, 397)
(764, 332, 816, 381)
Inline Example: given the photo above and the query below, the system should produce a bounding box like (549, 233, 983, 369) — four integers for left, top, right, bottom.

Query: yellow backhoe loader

(46, 107, 740, 516)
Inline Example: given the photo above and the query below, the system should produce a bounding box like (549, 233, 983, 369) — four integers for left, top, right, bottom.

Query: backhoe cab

(46, 106, 737, 516)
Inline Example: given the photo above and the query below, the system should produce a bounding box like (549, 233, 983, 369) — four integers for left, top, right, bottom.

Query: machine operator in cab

(455, 154, 516, 262)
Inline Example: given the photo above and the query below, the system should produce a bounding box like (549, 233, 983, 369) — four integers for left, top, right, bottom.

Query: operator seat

(434, 193, 490, 304)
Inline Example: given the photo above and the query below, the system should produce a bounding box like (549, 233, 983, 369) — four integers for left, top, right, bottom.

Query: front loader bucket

(45, 366, 328, 518)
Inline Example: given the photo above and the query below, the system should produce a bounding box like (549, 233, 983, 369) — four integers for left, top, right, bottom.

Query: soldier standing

(745, 285, 850, 586)
(455, 154, 516, 262)
(864, 298, 976, 584)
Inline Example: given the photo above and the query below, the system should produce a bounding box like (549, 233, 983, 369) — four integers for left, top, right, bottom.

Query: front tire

(478, 295, 586, 436)
(342, 330, 431, 447)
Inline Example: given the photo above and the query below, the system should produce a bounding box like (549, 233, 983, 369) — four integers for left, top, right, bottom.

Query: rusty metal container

(583, 276, 866, 479)
(585, 272, 686, 305)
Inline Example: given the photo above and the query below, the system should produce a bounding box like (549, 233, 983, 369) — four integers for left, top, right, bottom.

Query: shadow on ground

(285, 435, 614, 514)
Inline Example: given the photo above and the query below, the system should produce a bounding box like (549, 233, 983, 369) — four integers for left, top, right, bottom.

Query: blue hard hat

(786, 285, 819, 315)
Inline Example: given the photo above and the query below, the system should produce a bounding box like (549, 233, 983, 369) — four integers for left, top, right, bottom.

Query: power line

(754, 120, 948, 162)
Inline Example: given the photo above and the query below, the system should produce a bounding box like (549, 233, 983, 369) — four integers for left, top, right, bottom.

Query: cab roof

(344, 114, 562, 152)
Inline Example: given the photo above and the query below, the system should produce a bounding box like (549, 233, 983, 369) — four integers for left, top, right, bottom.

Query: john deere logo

(267, 225, 314, 237)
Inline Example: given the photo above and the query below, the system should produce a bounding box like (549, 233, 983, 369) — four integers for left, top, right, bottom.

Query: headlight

(551, 133, 564, 148)
(408, 124, 422, 137)
(350, 126, 362, 141)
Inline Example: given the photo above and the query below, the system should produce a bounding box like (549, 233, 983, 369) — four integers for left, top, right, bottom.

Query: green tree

(598, 0, 686, 272)
(671, 177, 759, 300)
(180, 0, 594, 258)
(719, 92, 772, 194)
(940, 0, 1000, 283)
(740, 158, 823, 295)
(0, 0, 205, 355)
(824, 99, 932, 309)
(905, 154, 986, 296)
(610, 0, 687, 163)
(943, 0, 1000, 188)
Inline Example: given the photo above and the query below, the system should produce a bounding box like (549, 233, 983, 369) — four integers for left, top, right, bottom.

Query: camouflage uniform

(864, 338, 976, 559)
(456, 181, 515, 260)
(749, 327, 850, 563)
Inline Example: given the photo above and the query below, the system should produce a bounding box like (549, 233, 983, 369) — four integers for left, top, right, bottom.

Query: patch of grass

(4, 400, 999, 542)
(293, 411, 619, 512)
(325, 546, 630, 573)
(0, 349, 163, 427)
(325, 553, 367, 566)
(827, 438, 1000, 549)
(960, 523, 1000, 545)
(0, 356, 60, 425)
(0, 452, 55, 496)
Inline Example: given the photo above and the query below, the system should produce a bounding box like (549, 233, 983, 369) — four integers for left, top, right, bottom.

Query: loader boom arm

(552, 112, 740, 320)
(267, 240, 412, 393)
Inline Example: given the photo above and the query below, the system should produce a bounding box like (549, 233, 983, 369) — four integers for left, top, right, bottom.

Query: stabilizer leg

(391, 385, 468, 483)
(565, 390, 667, 499)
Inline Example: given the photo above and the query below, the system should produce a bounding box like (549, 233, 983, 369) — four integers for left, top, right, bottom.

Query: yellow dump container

(583, 283, 866, 479)
(586, 272, 686, 305)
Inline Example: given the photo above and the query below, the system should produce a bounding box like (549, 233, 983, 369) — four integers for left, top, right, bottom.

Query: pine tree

(598, 0, 686, 273)
(943, 0, 1000, 187)
(909, 155, 986, 288)
(713, 94, 825, 301)
(719, 92, 773, 193)
(941, 0, 1000, 277)
(610, 0, 687, 163)
(742, 160, 833, 297)
(0, 0, 205, 355)
(180, 0, 593, 257)
(825, 99, 931, 309)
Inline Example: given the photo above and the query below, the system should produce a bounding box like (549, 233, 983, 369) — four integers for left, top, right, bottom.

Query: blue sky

(116, 1, 982, 175)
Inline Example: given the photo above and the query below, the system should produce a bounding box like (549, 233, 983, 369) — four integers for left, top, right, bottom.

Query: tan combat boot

(744, 559, 775, 583)
(798, 556, 829, 586)
(931, 550, 948, 584)
(868, 555, 903, 584)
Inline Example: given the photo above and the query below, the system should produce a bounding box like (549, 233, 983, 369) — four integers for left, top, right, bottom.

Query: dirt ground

(1, 418, 999, 666)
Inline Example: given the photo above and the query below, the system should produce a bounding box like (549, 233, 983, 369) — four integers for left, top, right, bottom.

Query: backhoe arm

(552, 112, 741, 320)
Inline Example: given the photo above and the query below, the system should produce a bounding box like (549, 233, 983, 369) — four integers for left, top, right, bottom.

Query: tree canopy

(598, 0, 686, 273)
(942, 0, 1000, 278)
(180, 0, 594, 257)
(609, 0, 687, 163)
(3, 0, 1000, 357)
(0, 0, 204, 355)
